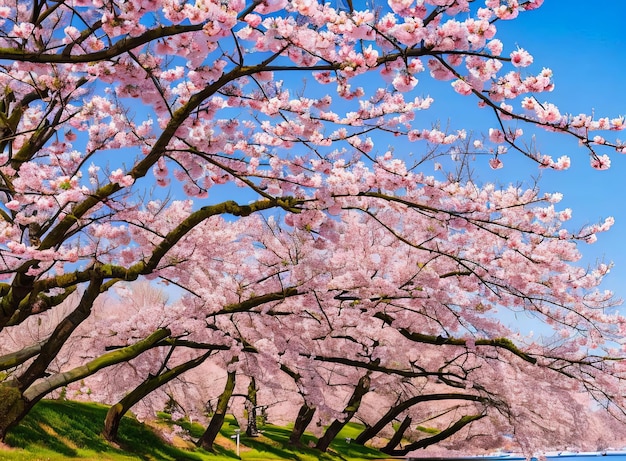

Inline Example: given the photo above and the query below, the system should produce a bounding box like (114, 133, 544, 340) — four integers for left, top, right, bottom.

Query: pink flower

(590, 154, 611, 170)
(553, 155, 571, 170)
(427, 59, 454, 81)
(610, 116, 625, 130)
(489, 157, 504, 169)
(5, 200, 20, 211)
(392, 73, 418, 92)
(12, 22, 34, 38)
(451, 79, 473, 96)
(510, 48, 533, 67)
(486, 39, 503, 55)
(521, 97, 536, 110)
(110, 169, 135, 187)
(488, 128, 505, 143)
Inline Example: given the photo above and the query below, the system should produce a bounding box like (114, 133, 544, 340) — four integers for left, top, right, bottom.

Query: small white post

(231, 429, 241, 457)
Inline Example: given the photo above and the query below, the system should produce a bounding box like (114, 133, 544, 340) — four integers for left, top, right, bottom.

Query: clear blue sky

(153, 2, 626, 310)
(401, 1, 626, 305)
(490, 1, 626, 304)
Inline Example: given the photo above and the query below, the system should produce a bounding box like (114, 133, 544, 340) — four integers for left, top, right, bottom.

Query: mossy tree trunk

(245, 377, 259, 437)
(381, 415, 411, 454)
(0, 383, 25, 441)
(315, 373, 371, 452)
(0, 327, 170, 441)
(196, 368, 237, 451)
(287, 402, 316, 446)
(103, 350, 213, 442)
(0, 278, 104, 440)
(355, 393, 487, 446)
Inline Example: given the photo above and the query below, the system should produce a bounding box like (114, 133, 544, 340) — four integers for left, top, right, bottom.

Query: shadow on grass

(328, 423, 389, 460)
(6, 400, 113, 457)
(5, 400, 219, 460)
(6, 400, 389, 461)
(233, 422, 386, 461)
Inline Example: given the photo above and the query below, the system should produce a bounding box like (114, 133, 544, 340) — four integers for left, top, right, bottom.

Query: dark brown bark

(288, 402, 316, 446)
(315, 373, 371, 452)
(355, 392, 487, 445)
(245, 377, 259, 437)
(17, 277, 103, 390)
(196, 369, 237, 451)
(383, 413, 486, 456)
(103, 350, 212, 441)
(382, 415, 412, 453)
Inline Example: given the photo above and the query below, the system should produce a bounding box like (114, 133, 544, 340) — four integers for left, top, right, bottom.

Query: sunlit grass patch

(2, 400, 393, 461)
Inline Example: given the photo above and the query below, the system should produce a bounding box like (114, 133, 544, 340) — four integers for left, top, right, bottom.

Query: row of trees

(0, 0, 625, 455)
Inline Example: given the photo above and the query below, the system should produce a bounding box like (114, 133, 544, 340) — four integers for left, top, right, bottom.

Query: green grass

(1, 400, 394, 461)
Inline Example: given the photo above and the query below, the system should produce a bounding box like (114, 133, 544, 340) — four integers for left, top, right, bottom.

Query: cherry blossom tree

(0, 0, 625, 452)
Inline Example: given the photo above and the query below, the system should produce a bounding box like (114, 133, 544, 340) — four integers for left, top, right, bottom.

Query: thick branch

(23, 328, 171, 401)
(0, 24, 204, 63)
(103, 349, 212, 441)
(355, 393, 488, 445)
(374, 312, 537, 364)
(387, 413, 486, 456)
(0, 341, 45, 371)
(17, 276, 104, 389)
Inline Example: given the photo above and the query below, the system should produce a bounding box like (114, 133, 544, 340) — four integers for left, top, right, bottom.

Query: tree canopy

(0, 0, 625, 454)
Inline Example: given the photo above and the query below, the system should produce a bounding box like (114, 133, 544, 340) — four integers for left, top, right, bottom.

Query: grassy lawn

(1, 400, 395, 461)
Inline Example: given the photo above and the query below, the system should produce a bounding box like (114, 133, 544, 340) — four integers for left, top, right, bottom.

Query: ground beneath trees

(1, 399, 398, 461)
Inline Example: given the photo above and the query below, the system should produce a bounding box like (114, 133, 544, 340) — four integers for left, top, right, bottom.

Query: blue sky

(405, 1, 626, 305)
(110, 2, 626, 312)
(206, 1, 626, 306)
(489, 1, 626, 303)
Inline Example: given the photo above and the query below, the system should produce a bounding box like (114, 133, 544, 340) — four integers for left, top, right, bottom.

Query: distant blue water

(537, 456, 626, 461)
(408, 454, 626, 461)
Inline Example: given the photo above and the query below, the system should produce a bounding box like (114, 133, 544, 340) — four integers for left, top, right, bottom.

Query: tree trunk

(288, 402, 316, 446)
(245, 377, 259, 437)
(103, 350, 212, 441)
(315, 373, 371, 452)
(355, 392, 486, 445)
(17, 277, 103, 390)
(1, 279, 103, 439)
(381, 415, 411, 454)
(0, 328, 170, 442)
(0, 383, 26, 441)
(384, 413, 486, 457)
(197, 369, 236, 451)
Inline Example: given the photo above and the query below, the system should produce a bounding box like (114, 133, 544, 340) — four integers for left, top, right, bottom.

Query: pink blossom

(489, 157, 504, 169)
(11, 22, 34, 38)
(109, 168, 135, 187)
(488, 128, 505, 143)
(552, 155, 571, 170)
(510, 48, 533, 67)
(486, 39, 503, 55)
(427, 59, 455, 81)
(451, 79, 473, 96)
(590, 154, 611, 170)
(610, 116, 625, 130)
(5, 200, 20, 211)
(392, 73, 418, 92)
